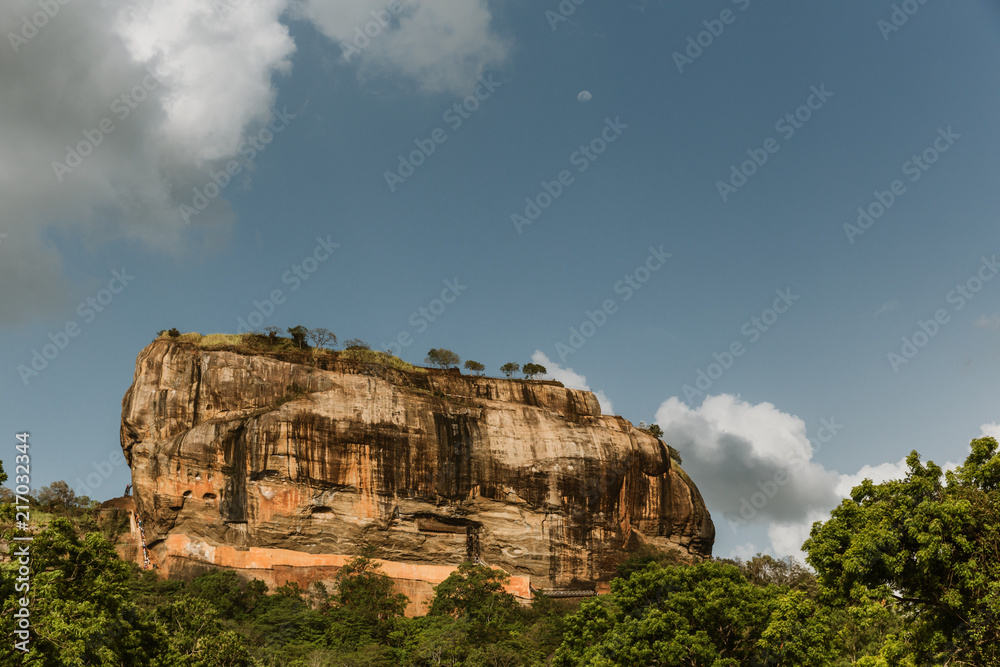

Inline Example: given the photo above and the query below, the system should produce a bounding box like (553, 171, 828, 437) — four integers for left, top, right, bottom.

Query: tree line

(2, 436, 1000, 664)
(425, 348, 547, 380)
(160, 329, 549, 380)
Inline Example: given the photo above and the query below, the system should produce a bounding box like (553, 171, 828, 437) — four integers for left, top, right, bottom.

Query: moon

(577, 90, 592, 102)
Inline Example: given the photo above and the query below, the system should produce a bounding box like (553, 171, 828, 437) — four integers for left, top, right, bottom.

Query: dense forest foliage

(2, 437, 999, 666)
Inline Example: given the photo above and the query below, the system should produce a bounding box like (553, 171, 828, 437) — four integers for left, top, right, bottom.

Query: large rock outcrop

(121, 339, 714, 610)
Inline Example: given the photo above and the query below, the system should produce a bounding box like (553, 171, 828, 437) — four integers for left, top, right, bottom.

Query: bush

(343, 338, 371, 351)
(242, 332, 271, 351)
(667, 445, 682, 465)
(339, 348, 426, 374)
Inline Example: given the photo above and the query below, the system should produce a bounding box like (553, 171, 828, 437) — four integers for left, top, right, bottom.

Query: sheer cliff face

(121, 339, 714, 591)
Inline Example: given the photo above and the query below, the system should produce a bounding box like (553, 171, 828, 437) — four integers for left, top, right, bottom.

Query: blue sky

(2, 0, 1000, 559)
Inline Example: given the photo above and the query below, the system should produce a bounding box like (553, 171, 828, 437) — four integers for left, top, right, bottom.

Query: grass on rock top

(156, 331, 427, 374)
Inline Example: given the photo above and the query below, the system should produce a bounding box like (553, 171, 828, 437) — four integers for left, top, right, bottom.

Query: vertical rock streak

(122, 339, 714, 593)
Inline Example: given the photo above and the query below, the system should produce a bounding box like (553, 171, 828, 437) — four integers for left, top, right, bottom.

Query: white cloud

(834, 456, 911, 497)
(653, 393, 968, 559)
(531, 351, 614, 414)
(0, 0, 296, 324)
(728, 542, 759, 561)
(655, 395, 841, 529)
(767, 513, 828, 562)
(292, 0, 511, 94)
(980, 422, 1000, 439)
(1, 0, 512, 325)
(115, 0, 296, 163)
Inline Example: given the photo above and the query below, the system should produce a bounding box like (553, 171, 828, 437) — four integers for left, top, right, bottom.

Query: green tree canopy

(613, 544, 689, 581)
(463, 360, 486, 376)
(553, 561, 834, 667)
(425, 348, 460, 369)
(35, 480, 78, 512)
(734, 553, 818, 599)
(326, 550, 409, 649)
(184, 569, 267, 621)
(429, 561, 520, 631)
(500, 362, 520, 378)
(287, 325, 309, 349)
(522, 363, 546, 380)
(803, 436, 1000, 665)
(1, 518, 172, 665)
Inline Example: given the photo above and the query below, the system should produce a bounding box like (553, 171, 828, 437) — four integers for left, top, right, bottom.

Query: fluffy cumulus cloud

(655, 396, 842, 529)
(981, 422, 1000, 439)
(114, 0, 297, 164)
(291, 0, 510, 94)
(0, 0, 296, 324)
(653, 394, 964, 559)
(531, 351, 614, 414)
(834, 456, 913, 497)
(1, 0, 510, 325)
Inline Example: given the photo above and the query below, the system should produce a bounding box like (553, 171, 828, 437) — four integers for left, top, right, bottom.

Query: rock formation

(120, 338, 714, 612)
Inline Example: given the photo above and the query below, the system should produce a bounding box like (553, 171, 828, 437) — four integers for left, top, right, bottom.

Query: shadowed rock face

(121, 339, 714, 592)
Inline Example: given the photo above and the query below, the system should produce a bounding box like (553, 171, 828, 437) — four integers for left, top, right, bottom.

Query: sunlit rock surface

(121, 339, 714, 610)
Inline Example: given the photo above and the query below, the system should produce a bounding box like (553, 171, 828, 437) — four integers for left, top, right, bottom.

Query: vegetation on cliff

(156, 330, 428, 375)
(154, 331, 552, 382)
